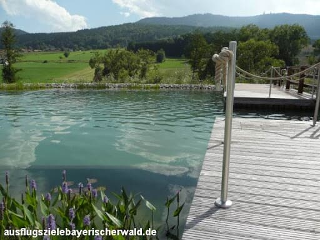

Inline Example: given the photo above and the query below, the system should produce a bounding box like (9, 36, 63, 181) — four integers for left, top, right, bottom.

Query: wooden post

(298, 66, 307, 94)
(269, 67, 273, 98)
(277, 67, 281, 86)
(286, 67, 293, 90)
(313, 68, 320, 126)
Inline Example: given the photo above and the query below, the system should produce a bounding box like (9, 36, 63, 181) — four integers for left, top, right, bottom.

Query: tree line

(128, 24, 312, 79)
(1, 20, 319, 84)
(0, 23, 232, 51)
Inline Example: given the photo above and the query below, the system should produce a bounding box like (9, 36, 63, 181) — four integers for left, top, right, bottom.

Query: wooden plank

(232, 83, 316, 109)
(183, 117, 320, 239)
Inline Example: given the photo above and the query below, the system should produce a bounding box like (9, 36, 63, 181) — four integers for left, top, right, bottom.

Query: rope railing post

(312, 68, 316, 99)
(313, 68, 320, 126)
(269, 67, 273, 98)
(215, 41, 237, 209)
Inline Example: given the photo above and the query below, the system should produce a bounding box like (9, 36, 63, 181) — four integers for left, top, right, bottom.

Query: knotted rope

(212, 47, 234, 90)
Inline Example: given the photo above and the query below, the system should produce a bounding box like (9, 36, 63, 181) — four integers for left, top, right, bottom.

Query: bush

(64, 51, 70, 58)
(93, 66, 103, 82)
(156, 49, 166, 63)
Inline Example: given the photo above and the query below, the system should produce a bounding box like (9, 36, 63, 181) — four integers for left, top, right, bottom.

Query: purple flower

(0, 202, 4, 220)
(92, 189, 98, 198)
(62, 170, 67, 182)
(43, 236, 50, 240)
(87, 183, 92, 191)
(62, 182, 68, 194)
(83, 215, 90, 226)
(69, 208, 75, 220)
(5, 171, 9, 185)
(47, 214, 56, 230)
(78, 182, 83, 194)
(103, 196, 109, 203)
(30, 180, 37, 190)
(94, 236, 102, 240)
(69, 222, 75, 230)
(45, 193, 51, 201)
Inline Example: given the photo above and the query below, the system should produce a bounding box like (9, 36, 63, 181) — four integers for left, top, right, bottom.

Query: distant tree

(204, 30, 238, 53)
(137, 49, 154, 79)
(156, 49, 166, 63)
(1, 21, 20, 83)
(89, 52, 101, 69)
(308, 55, 317, 65)
(89, 49, 154, 82)
(238, 39, 285, 73)
(64, 51, 70, 58)
(313, 39, 320, 61)
(270, 24, 309, 65)
(186, 33, 209, 79)
(238, 24, 270, 42)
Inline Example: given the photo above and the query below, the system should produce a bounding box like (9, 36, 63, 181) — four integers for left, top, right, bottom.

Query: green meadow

(0, 50, 192, 84)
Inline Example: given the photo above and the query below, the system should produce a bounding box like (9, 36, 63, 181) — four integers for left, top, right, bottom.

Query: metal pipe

(312, 68, 316, 99)
(313, 68, 320, 127)
(269, 67, 273, 98)
(215, 41, 237, 209)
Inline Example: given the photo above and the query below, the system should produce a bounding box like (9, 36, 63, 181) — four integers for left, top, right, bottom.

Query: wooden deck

(234, 83, 314, 99)
(183, 117, 320, 240)
(232, 84, 315, 109)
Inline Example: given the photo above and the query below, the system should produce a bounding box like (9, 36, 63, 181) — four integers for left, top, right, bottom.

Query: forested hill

(0, 28, 28, 36)
(138, 13, 320, 39)
(2, 13, 319, 50)
(8, 24, 230, 50)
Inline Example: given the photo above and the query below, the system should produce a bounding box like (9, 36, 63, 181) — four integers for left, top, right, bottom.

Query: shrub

(156, 49, 166, 63)
(64, 51, 70, 58)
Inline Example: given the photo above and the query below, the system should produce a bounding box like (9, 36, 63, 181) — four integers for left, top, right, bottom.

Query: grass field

(20, 50, 108, 62)
(0, 50, 192, 84)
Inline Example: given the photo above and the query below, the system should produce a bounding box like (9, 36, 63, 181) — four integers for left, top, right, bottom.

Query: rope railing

(260, 67, 273, 77)
(211, 42, 320, 214)
(272, 67, 282, 77)
(236, 62, 320, 82)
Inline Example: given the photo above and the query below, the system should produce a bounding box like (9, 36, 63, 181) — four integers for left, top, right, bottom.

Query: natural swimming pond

(0, 89, 224, 231)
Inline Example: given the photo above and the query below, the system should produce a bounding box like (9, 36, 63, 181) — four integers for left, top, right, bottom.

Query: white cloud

(112, 0, 159, 18)
(120, 11, 131, 17)
(0, 0, 87, 32)
(112, 0, 320, 18)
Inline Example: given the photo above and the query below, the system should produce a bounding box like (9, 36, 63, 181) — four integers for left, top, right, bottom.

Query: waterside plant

(0, 171, 184, 240)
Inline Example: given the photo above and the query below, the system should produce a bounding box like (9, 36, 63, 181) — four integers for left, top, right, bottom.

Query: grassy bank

(0, 50, 201, 85)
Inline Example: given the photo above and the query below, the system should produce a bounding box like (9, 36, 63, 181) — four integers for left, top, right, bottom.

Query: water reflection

(0, 89, 223, 231)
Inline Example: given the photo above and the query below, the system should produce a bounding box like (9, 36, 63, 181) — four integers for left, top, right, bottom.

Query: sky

(0, 0, 320, 33)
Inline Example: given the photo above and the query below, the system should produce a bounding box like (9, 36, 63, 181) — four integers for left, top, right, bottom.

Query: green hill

(11, 24, 230, 50)
(1, 13, 319, 51)
(138, 13, 320, 39)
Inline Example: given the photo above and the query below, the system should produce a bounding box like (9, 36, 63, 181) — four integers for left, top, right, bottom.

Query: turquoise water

(0, 89, 224, 231)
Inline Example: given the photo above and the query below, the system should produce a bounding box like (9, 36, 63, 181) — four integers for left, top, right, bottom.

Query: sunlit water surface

(0, 89, 225, 233)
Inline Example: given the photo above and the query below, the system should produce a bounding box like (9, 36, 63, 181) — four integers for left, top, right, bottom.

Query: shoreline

(0, 83, 217, 91)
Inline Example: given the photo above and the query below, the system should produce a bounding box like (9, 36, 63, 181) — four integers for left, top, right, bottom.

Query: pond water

(0, 89, 224, 232)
